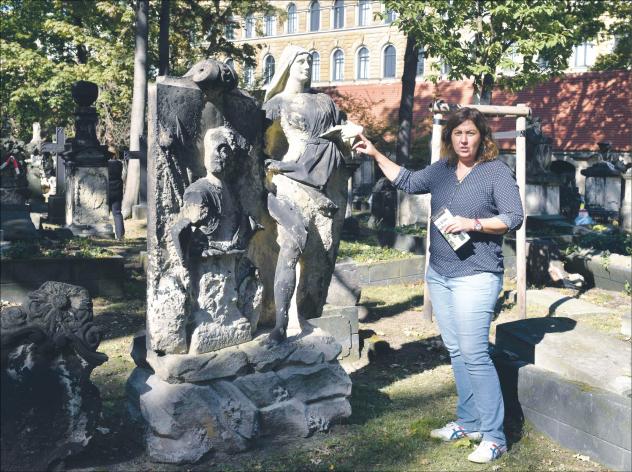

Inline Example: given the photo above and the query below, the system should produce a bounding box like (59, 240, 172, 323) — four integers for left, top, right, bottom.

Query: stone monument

(1, 282, 107, 471)
(622, 168, 632, 233)
(525, 117, 563, 216)
(41, 127, 67, 225)
(0, 137, 38, 240)
(127, 52, 353, 464)
(581, 142, 624, 222)
(61, 81, 113, 237)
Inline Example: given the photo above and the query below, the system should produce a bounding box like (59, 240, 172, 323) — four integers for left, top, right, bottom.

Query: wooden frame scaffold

(422, 100, 531, 320)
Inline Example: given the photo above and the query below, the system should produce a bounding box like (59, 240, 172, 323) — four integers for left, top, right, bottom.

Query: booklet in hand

(431, 207, 471, 251)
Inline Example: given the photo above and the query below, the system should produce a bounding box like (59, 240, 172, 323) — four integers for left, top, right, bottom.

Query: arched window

(309, 1, 320, 32)
(333, 0, 344, 29)
(287, 3, 297, 33)
(440, 60, 450, 77)
(332, 49, 344, 81)
(383, 44, 396, 78)
(244, 65, 254, 87)
(245, 14, 255, 38)
(264, 55, 275, 85)
(357, 47, 369, 80)
(311, 51, 320, 83)
(416, 47, 424, 76)
(358, 0, 371, 26)
(264, 14, 276, 37)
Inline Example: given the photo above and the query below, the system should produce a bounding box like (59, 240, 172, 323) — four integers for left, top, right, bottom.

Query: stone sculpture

(262, 46, 362, 342)
(1, 282, 107, 471)
(128, 54, 353, 463)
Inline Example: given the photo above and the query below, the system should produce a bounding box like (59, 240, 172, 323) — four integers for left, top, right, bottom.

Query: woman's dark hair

(440, 107, 498, 165)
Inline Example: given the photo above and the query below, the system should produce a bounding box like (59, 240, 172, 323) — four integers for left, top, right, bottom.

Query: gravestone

(41, 127, 67, 225)
(0, 137, 38, 240)
(127, 56, 352, 463)
(1, 282, 108, 471)
(62, 81, 113, 237)
(525, 118, 562, 216)
(622, 169, 632, 233)
(581, 143, 624, 223)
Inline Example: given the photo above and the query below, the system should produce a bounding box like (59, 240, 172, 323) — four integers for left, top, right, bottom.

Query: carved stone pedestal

(127, 329, 352, 464)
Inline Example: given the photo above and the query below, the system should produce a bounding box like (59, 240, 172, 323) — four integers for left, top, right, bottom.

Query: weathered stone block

(306, 397, 351, 433)
(146, 345, 249, 383)
(259, 399, 309, 438)
(233, 371, 288, 408)
(326, 261, 361, 306)
(277, 363, 352, 403)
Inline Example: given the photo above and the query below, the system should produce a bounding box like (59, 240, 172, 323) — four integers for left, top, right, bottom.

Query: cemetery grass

(68, 275, 613, 471)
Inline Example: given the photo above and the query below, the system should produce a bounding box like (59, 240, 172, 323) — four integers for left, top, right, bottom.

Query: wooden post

(516, 105, 527, 319)
(422, 110, 444, 322)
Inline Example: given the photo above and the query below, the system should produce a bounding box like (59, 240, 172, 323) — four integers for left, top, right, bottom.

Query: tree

(122, 0, 149, 219)
(0, 0, 135, 144)
(592, 0, 632, 71)
(158, 0, 170, 76)
(394, 35, 419, 166)
(385, 0, 608, 104)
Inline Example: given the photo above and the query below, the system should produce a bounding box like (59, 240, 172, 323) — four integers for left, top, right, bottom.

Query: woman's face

(451, 119, 481, 162)
(289, 53, 312, 84)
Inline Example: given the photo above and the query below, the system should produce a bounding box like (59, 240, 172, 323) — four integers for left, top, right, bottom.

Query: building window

(573, 42, 595, 68)
(309, 1, 320, 32)
(358, 0, 371, 26)
(416, 48, 424, 76)
(225, 17, 236, 40)
(245, 14, 255, 38)
(333, 0, 344, 29)
(385, 9, 397, 24)
(311, 51, 320, 82)
(264, 55, 275, 85)
(244, 65, 254, 87)
(357, 47, 369, 79)
(264, 14, 276, 37)
(440, 60, 450, 77)
(383, 45, 396, 78)
(287, 3, 297, 34)
(332, 49, 344, 81)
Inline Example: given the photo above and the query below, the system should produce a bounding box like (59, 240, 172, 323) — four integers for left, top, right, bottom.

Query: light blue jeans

(426, 265, 506, 447)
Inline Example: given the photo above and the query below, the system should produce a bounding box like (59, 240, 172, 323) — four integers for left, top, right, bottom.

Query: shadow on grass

(360, 291, 425, 323)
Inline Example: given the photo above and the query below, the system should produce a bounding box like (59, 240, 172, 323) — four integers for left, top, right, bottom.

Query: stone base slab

(128, 330, 352, 464)
(310, 305, 360, 360)
(497, 358, 631, 471)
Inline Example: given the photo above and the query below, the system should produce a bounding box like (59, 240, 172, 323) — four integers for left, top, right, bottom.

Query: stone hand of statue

(264, 159, 287, 174)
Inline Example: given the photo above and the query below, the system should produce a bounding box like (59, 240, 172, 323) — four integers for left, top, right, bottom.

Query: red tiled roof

(318, 70, 631, 152)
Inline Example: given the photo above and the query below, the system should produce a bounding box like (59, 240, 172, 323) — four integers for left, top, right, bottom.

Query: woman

(263, 46, 359, 342)
(353, 107, 523, 463)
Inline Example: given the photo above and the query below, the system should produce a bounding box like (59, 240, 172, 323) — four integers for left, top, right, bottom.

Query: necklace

(456, 161, 478, 183)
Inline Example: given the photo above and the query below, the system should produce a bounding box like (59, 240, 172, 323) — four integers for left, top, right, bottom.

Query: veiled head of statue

(264, 45, 312, 103)
(203, 127, 234, 176)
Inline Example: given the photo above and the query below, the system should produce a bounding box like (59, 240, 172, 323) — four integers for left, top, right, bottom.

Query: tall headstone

(580, 143, 623, 223)
(525, 118, 562, 216)
(127, 58, 352, 463)
(62, 81, 113, 237)
(0, 138, 38, 240)
(620, 169, 631, 233)
(41, 127, 67, 225)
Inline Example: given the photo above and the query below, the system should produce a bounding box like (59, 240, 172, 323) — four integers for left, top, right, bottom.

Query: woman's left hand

(443, 216, 475, 233)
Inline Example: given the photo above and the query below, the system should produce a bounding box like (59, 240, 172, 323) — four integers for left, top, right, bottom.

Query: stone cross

(41, 128, 67, 194)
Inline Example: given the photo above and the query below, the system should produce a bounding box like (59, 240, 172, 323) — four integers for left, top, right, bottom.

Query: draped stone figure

(262, 46, 362, 342)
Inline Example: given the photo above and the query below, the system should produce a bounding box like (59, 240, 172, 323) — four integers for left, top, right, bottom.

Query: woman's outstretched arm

(352, 133, 401, 181)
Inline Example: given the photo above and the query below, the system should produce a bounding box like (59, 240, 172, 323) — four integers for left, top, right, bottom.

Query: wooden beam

(515, 105, 527, 319)
(431, 102, 531, 117)
(422, 111, 444, 322)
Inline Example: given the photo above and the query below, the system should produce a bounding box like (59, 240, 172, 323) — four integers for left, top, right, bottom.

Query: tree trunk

(159, 0, 170, 76)
(396, 35, 419, 166)
(122, 0, 149, 219)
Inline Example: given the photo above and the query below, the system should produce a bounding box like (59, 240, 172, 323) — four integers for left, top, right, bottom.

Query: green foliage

(385, 0, 608, 103)
(591, 0, 632, 71)
(338, 240, 410, 264)
(576, 231, 632, 256)
(1, 237, 115, 260)
(624, 281, 631, 297)
(0, 0, 275, 146)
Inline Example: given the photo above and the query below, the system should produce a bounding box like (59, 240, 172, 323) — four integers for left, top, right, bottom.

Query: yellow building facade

(229, 0, 414, 87)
